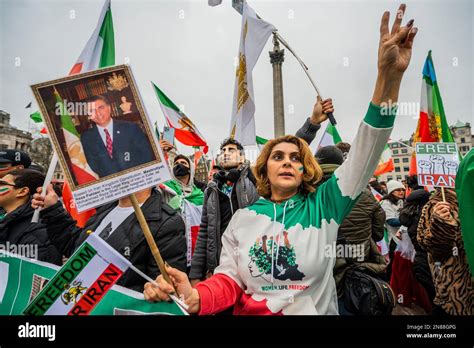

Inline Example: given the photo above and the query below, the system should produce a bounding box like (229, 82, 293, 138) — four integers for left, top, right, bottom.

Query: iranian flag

(369, 186, 383, 202)
(29, 111, 48, 135)
(0, 251, 185, 316)
(69, 0, 115, 75)
(193, 146, 204, 168)
(54, 88, 98, 184)
(374, 144, 394, 176)
(159, 182, 204, 267)
(63, 0, 115, 227)
(152, 82, 208, 153)
(409, 50, 454, 175)
(23, 234, 131, 316)
(317, 123, 342, 149)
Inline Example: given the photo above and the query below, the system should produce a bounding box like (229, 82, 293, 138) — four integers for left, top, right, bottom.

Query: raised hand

(372, 4, 417, 106)
(159, 140, 174, 153)
(310, 97, 334, 125)
(377, 4, 417, 78)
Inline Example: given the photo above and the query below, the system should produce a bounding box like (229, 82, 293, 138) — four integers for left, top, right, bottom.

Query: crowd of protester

(1, 4, 473, 316)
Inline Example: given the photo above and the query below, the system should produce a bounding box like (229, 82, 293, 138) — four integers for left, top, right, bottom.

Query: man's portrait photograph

(32, 65, 161, 189)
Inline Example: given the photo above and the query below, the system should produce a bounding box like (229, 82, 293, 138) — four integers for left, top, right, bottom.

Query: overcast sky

(1, 0, 473, 156)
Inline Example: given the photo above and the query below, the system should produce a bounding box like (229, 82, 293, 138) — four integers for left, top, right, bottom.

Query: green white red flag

(62, 0, 115, 226)
(374, 144, 394, 176)
(54, 88, 98, 184)
(152, 83, 208, 153)
(160, 181, 204, 266)
(317, 123, 342, 149)
(0, 250, 184, 315)
(409, 50, 455, 175)
(23, 234, 131, 315)
(69, 0, 115, 75)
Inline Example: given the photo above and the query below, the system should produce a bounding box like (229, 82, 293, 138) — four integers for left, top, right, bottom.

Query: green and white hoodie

(195, 103, 396, 315)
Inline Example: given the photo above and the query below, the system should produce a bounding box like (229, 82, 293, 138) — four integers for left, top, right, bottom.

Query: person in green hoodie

(144, 4, 418, 315)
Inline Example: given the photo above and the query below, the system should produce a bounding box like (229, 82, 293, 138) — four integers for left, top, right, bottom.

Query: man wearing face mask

(158, 153, 205, 272)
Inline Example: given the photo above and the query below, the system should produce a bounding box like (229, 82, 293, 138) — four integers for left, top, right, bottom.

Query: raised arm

(317, 4, 417, 224)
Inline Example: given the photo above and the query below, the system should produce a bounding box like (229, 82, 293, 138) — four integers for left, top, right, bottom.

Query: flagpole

(129, 193, 176, 293)
(273, 31, 337, 125)
(203, 152, 210, 174)
(315, 122, 330, 150)
(31, 152, 58, 223)
(127, 263, 189, 314)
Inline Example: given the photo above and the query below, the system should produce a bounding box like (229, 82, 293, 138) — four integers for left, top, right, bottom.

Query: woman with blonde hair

(144, 4, 418, 315)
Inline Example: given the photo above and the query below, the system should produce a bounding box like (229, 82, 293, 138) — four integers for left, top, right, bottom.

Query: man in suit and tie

(81, 95, 155, 178)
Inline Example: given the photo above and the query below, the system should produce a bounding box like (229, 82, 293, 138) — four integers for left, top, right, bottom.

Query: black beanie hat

(315, 145, 344, 165)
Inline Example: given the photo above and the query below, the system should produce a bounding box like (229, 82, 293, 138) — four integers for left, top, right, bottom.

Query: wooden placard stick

(129, 192, 176, 293)
(441, 187, 446, 202)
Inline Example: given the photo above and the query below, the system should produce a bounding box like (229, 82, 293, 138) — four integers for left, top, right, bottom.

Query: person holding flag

(144, 4, 418, 315)
(295, 97, 335, 145)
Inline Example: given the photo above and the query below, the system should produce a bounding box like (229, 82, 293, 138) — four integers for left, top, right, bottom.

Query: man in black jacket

(0, 169, 62, 265)
(32, 186, 186, 292)
(189, 138, 260, 284)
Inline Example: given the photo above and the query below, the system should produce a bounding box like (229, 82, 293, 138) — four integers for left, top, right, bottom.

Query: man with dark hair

(0, 169, 62, 264)
(0, 149, 32, 219)
(189, 136, 259, 284)
(80, 95, 155, 178)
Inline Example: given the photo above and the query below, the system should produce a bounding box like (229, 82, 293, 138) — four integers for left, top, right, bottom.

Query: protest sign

(31, 65, 170, 212)
(415, 142, 460, 187)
